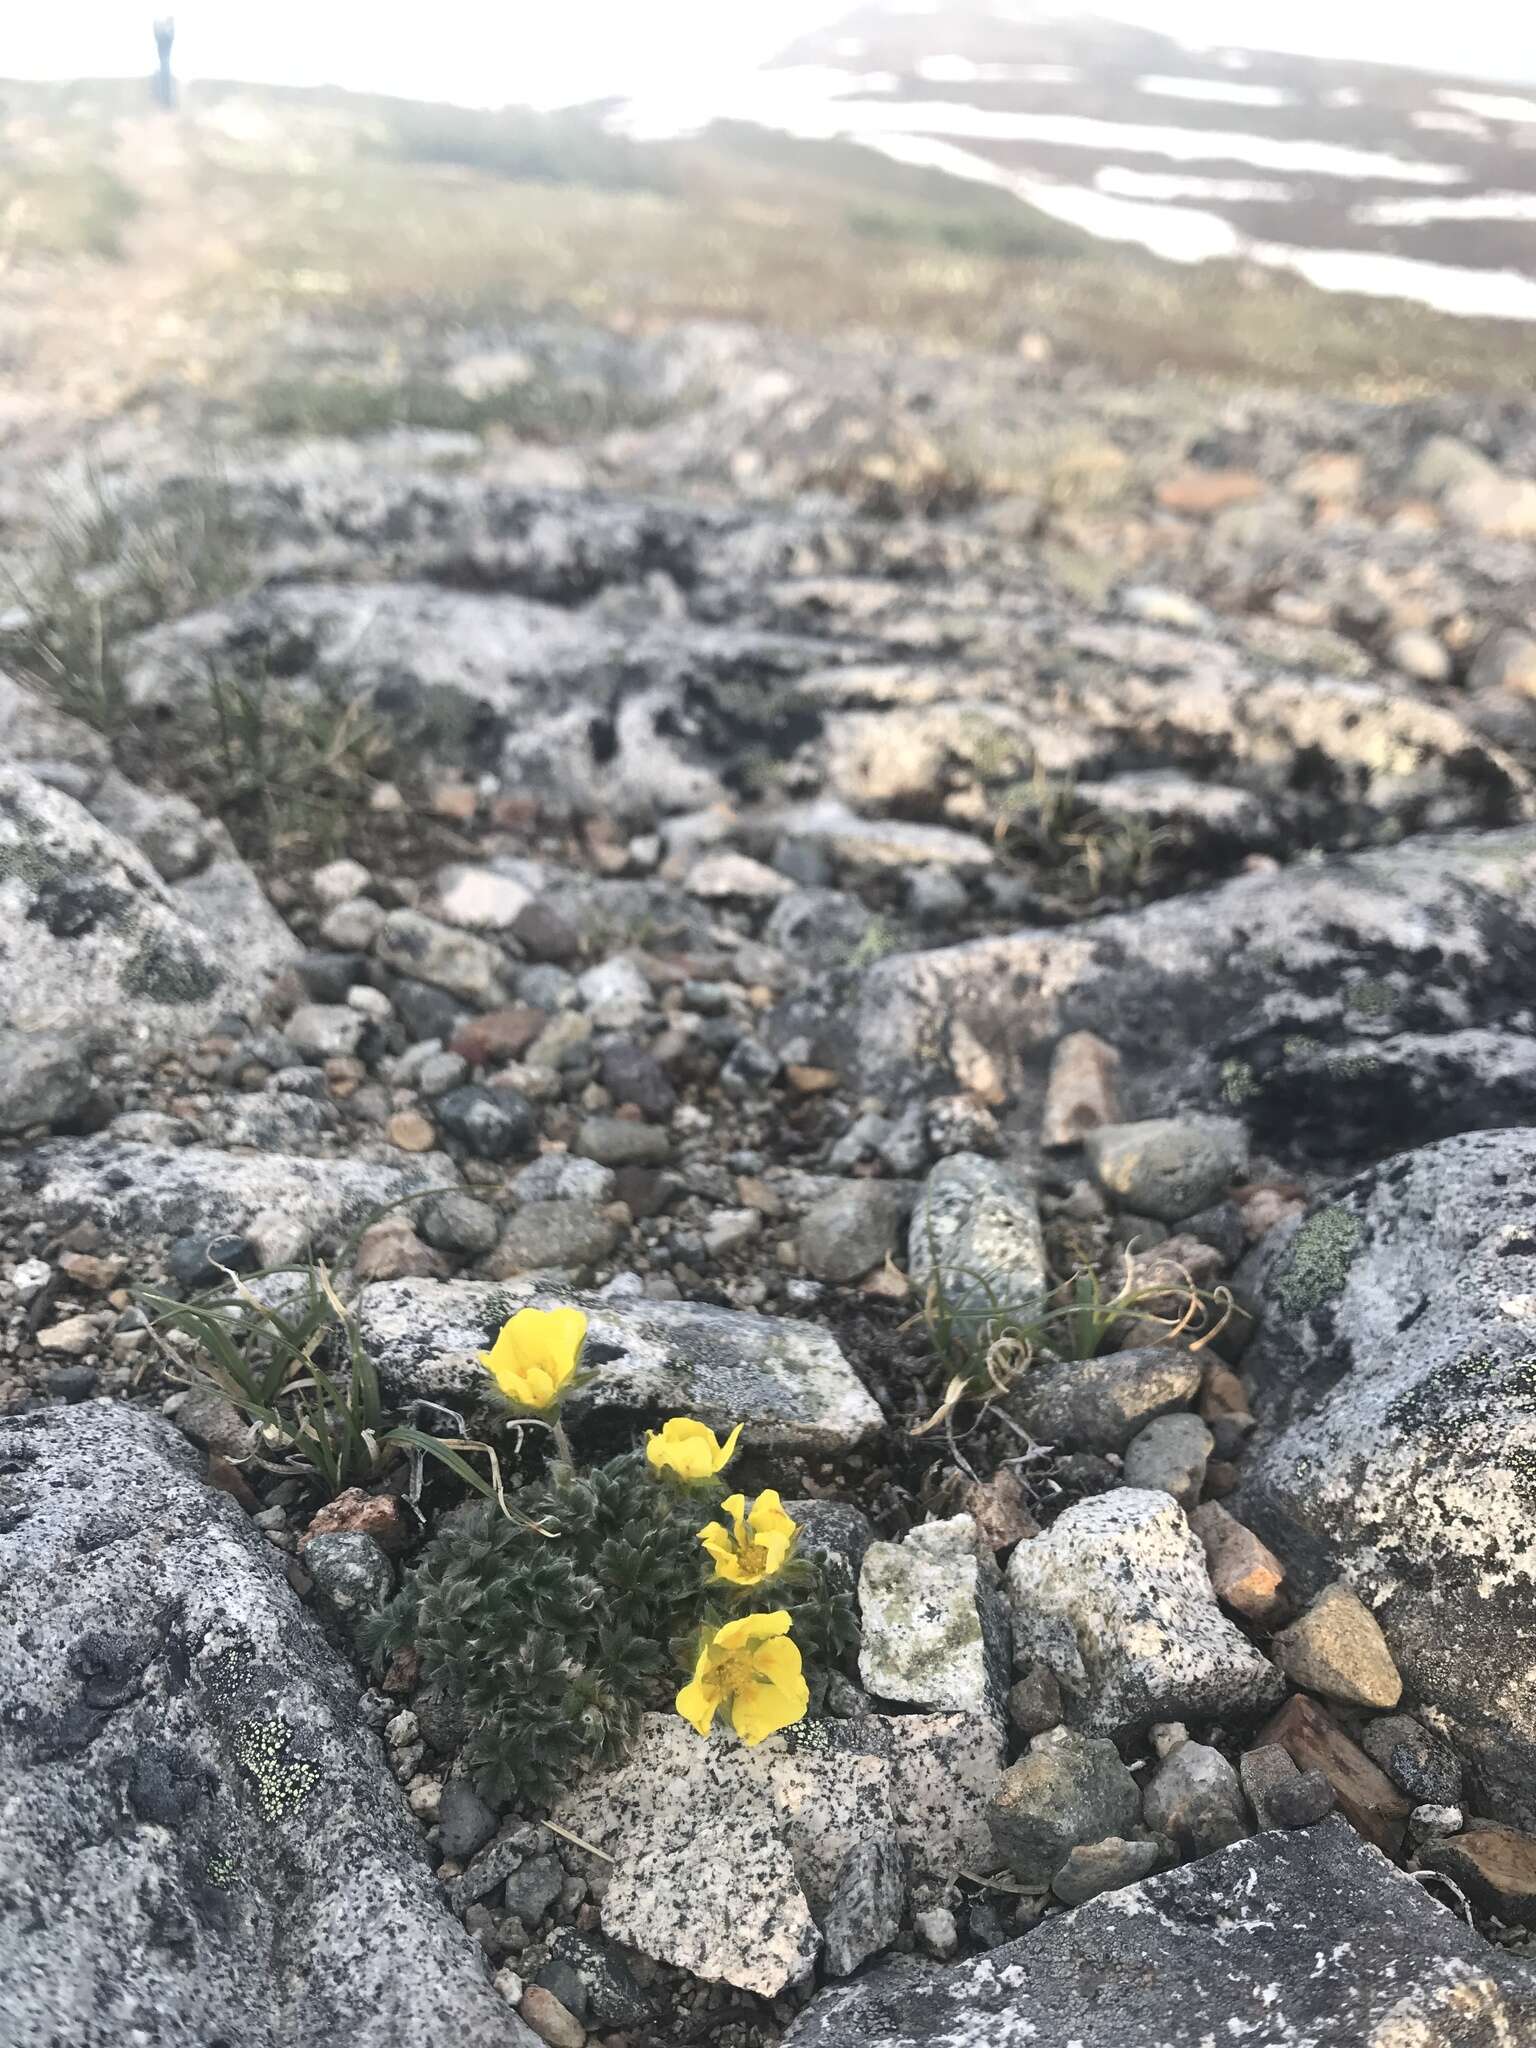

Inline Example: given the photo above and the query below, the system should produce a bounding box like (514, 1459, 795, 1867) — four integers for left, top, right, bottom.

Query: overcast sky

(5, 3, 1534, 103)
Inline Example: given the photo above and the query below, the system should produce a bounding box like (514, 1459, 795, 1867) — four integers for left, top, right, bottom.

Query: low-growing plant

(172, 661, 399, 865)
(141, 1208, 519, 1514)
(3, 465, 248, 733)
(993, 767, 1179, 904)
(912, 1245, 1239, 1439)
(364, 1322, 859, 1803)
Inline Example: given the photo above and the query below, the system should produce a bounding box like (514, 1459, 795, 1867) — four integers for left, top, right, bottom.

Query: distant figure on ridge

(153, 17, 175, 108)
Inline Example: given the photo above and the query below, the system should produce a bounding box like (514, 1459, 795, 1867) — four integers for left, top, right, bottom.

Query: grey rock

(598, 1039, 676, 1119)
(357, 1277, 882, 1451)
(0, 1138, 443, 1257)
(1084, 1116, 1247, 1223)
(1411, 1804, 1465, 1842)
(544, 1931, 652, 2029)
(986, 1727, 1141, 1884)
(1362, 1715, 1463, 1807)
(826, 1111, 892, 1173)
(859, 1516, 1006, 1720)
(907, 865, 969, 926)
(285, 1002, 367, 1061)
(1268, 1770, 1337, 1830)
(877, 1105, 931, 1177)
(1005, 1489, 1282, 1737)
(0, 1404, 537, 2048)
(1050, 1836, 1159, 1904)
(502, 1853, 563, 1926)
(1237, 1129, 1536, 1823)
(790, 1500, 875, 1601)
(907, 1152, 1046, 1335)
(913, 1906, 958, 1959)
(1007, 1348, 1201, 1453)
(516, 964, 578, 1011)
(444, 1832, 529, 1915)
(1239, 1743, 1304, 1829)
(488, 1200, 620, 1275)
(552, 1715, 862, 1997)
(376, 907, 507, 1006)
(577, 955, 652, 1013)
(820, 1833, 905, 1978)
(438, 1777, 500, 1861)
(1272, 1582, 1403, 1710)
(1120, 1412, 1213, 1509)
(416, 1050, 470, 1098)
(778, 800, 994, 873)
(304, 1532, 395, 1617)
(801, 1181, 914, 1284)
(1142, 1738, 1248, 1856)
(1008, 1665, 1064, 1739)
(575, 1115, 672, 1166)
(837, 830, 1536, 1175)
(0, 765, 294, 1132)
(513, 1154, 615, 1204)
(436, 1085, 537, 1160)
(418, 1191, 501, 1258)
(764, 888, 875, 971)
(783, 1821, 1536, 2047)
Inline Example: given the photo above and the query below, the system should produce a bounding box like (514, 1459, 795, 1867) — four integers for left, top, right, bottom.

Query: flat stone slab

(0, 1137, 448, 1258)
(0, 1403, 534, 2048)
(783, 1819, 1536, 2048)
(355, 1278, 883, 1450)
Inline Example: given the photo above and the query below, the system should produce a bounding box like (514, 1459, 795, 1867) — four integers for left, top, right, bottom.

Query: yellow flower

(676, 1610, 809, 1746)
(698, 1490, 797, 1586)
(477, 1306, 587, 1411)
(645, 1416, 742, 1481)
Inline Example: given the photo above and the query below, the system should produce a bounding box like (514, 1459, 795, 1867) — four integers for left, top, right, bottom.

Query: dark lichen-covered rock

(1239, 1129, 1536, 1826)
(0, 1403, 536, 2048)
(0, 763, 294, 1132)
(783, 1820, 1536, 2047)
(822, 828, 1536, 1173)
(355, 1277, 882, 1450)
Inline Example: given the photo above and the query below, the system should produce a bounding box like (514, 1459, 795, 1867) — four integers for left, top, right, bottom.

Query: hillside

(4, 53, 1536, 2048)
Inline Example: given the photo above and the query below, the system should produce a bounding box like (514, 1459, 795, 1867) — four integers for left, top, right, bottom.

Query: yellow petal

(675, 1676, 718, 1737)
(730, 1662, 809, 1745)
(711, 1609, 792, 1653)
(648, 1416, 737, 1478)
(750, 1636, 804, 1690)
(713, 1422, 743, 1472)
(748, 1492, 796, 1542)
(697, 1523, 735, 1570)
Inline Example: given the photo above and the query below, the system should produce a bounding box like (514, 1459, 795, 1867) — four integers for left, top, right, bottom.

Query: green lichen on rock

(119, 927, 223, 1004)
(1346, 978, 1395, 1017)
(205, 1850, 239, 1888)
(1327, 1049, 1379, 1081)
(235, 1716, 320, 1823)
(1220, 1057, 1258, 1106)
(1274, 1205, 1364, 1315)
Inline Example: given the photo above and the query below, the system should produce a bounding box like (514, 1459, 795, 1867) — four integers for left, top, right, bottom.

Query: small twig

(544, 1818, 614, 1864)
(959, 1866, 1051, 1898)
